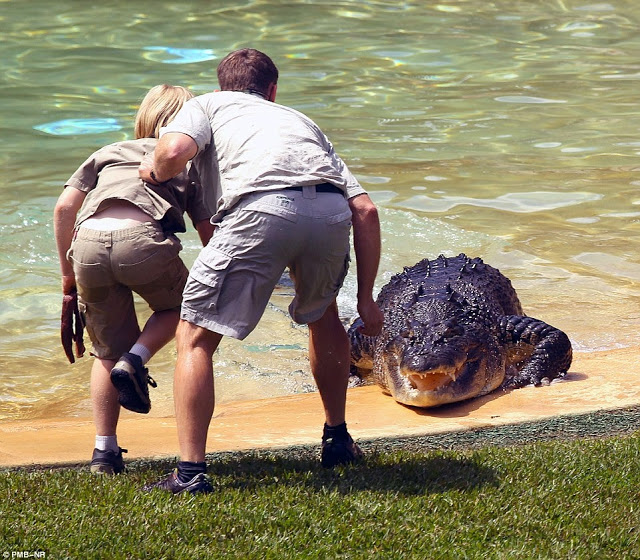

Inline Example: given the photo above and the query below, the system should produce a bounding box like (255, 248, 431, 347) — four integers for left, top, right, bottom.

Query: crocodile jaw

(407, 367, 459, 392)
(386, 358, 504, 408)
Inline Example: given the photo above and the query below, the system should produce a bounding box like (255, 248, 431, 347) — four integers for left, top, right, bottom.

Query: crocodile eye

(401, 319, 422, 339)
(400, 324, 412, 338)
(443, 325, 463, 338)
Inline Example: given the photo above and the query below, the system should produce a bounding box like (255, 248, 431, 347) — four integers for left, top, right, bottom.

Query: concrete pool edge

(1, 346, 638, 469)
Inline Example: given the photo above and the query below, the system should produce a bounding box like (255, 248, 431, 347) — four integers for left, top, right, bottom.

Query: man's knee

(308, 300, 339, 329)
(176, 319, 222, 355)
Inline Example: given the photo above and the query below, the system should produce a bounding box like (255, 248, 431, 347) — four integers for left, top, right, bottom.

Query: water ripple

(495, 96, 567, 104)
(142, 46, 217, 64)
(396, 191, 603, 214)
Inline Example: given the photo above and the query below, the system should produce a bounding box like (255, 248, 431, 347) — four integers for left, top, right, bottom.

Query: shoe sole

(186, 485, 213, 495)
(142, 481, 213, 495)
(90, 463, 121, 475)
(172, 483, 213, 495)
(111, 368, 150, 414)
(321, 442, 364, 468)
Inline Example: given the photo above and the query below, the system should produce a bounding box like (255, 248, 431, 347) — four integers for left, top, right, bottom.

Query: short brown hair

(134, 84, 193, 139)
(217, 48, 278, 96)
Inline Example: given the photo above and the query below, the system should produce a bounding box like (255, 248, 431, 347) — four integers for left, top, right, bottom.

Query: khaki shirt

(161, 91, 367, 217)
(65, 138, 215, 234)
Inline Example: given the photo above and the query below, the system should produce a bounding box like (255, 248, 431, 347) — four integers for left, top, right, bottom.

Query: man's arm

(53, 186, 86, 294)
(139, 132, 198, 185)
(195, 219, 215, 246)
(348, 193, 384, 336)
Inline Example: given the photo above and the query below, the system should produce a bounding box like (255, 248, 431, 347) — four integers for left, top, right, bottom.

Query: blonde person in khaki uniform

(54, 85, 215, 474)
(140, 49, 384, 494)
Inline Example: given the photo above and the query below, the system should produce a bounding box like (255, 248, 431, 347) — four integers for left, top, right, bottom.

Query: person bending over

(54, 85, 215, 474)
(139, 49, 384, 494)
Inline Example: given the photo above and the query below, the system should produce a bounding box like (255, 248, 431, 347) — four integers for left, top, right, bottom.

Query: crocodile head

(378, 299, 506, 407)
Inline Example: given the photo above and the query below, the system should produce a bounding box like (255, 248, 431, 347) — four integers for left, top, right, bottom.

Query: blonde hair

(134, 84, 193, 139)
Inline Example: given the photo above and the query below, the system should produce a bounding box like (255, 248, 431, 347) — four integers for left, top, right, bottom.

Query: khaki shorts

(181, 186, 352, 340)
(68, 222, 187, 360)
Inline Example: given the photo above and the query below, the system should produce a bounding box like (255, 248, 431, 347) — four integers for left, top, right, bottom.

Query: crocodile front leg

(498, 315, 572, 388)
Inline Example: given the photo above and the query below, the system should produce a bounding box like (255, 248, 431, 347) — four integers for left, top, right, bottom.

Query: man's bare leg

(308, 300, 363, 467)
(173, 319, 223, 463)
(307, 300, 350, 427)
(141, 319, 220, 493)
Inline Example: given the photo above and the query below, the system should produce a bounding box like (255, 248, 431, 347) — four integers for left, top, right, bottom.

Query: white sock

(95, 435, 119, 453)
(129, 343, 152, 365)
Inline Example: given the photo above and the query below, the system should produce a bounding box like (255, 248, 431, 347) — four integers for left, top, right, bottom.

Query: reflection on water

(34, 118, 123, 136)
(1, 0, 639, 421)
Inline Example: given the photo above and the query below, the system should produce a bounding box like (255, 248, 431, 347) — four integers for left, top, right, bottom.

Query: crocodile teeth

(407, 370, 458, 391)
(409, 369, 458, 381)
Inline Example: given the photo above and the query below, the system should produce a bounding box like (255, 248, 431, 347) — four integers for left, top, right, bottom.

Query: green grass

(1, 431, 639, 559)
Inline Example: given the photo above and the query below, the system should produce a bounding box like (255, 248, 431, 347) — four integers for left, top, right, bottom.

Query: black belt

(288, 182, 343, 195)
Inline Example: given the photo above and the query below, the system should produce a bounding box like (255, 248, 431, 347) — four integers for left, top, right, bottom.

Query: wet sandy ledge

(1, 347, 639, 469)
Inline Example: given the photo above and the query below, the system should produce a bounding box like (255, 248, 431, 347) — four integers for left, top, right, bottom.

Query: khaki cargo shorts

(181, 186, 352, 340)
(68, 222, 188, 360)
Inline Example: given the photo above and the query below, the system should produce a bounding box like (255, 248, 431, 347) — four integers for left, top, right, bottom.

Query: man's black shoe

(321, 428, 363, 468)
(110, 352, 157, 414)
(90, 447, 127, 475)
(142, 470, 213, 495)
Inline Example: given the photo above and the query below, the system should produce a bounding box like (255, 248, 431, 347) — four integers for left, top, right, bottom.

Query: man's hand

(139, 153, 158, 184)
(356, 297, 384, 336)
(139, 132, 198, 186)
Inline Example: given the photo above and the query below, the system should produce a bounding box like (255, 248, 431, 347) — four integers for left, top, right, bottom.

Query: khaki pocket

(242, 198, 298, 223)
(184, 248, 233, 311)
(117, 235, 182, 285)
(325, 209, 352, 225)
(69, 256, 111, 304)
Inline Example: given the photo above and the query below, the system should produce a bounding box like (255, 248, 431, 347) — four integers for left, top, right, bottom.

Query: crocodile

(348, 254, 572, 408)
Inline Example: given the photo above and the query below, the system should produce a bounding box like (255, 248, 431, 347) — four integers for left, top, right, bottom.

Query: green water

(1, 0, 639, 421)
